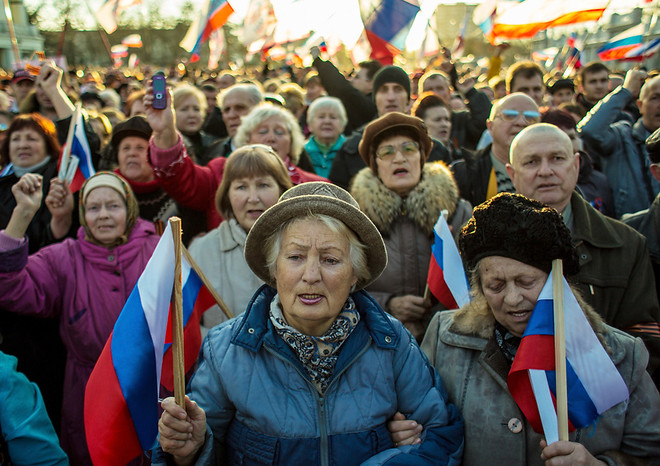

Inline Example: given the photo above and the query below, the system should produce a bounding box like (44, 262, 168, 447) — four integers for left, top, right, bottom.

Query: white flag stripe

(529, 369, 558, 444)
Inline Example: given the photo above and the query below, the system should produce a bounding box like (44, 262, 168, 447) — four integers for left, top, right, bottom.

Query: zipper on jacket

(318, 396, 328, 466)
(263, 337, 374, 465)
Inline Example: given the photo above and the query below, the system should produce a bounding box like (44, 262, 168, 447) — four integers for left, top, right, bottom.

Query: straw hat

(244, 182, 387, 290)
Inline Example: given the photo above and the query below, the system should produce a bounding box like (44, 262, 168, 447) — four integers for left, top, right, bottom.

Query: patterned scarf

(270, 295, 360, 394)
(494, 322, 521, 364)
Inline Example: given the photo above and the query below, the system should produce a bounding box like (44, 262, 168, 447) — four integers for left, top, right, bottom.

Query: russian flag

(363, 0, 420, 64)
(426, 213, 470, 310)
(57, 111, 95, 193)
(179, 0, 234, 63)
(84, 225, 214, 465)
(507, 274, 629, 444)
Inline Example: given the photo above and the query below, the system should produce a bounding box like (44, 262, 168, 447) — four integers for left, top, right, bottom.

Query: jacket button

(384, 336, 392, 343)
(580, 254, 588, 260)
(508, 418, 522, 434)
(107, 255, 115, 261)
(248, 328, 255, 334)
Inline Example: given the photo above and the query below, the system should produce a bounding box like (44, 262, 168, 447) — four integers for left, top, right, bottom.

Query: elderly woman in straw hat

(0, 171, 159, 464)
(391, 193, 660, 464)
(155, 182, 463, 465)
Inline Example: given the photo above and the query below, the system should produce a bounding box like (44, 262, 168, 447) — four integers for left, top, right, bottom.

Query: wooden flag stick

(182, 246, 234, 320)
(58, 102, 82, 181)
(552, 259, 569, 442)
(169, 217, 186, 408)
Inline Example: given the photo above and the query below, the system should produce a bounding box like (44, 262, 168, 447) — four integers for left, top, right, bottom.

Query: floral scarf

(269, 295, 360, 394)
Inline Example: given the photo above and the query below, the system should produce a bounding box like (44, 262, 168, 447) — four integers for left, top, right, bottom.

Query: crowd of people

(0, 47, 659, 465)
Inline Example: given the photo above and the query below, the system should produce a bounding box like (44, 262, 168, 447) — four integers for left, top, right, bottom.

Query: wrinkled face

(422, 76, 451, 104)
(308, 107, 342, 143)
(422, 105, 452, 144)
(511, 74, 545, 106)
(175, 95, 204, 134)
(581, 70, 609, 103)
(375, 134, 422, 196)
(508, 131, 579, 213)
(488, 95, 540, 159)
(552, 88, 574, 107)
(640, 79, 660, 132)
(375, 82, 410, 116)
(249, 116, 292, 160)
(349, 67, 373, 94)
(274, 219, 357, 337)
(479, 256, 548, 338)
(228, 175, 281, 232)
(84, 187, 128, 245)
(9, 128, 47, 168)
(117, 136, 154, 183)
(222, 91, 254, 137)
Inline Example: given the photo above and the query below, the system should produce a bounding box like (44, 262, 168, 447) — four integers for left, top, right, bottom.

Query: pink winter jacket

(0, 219, 159, 465)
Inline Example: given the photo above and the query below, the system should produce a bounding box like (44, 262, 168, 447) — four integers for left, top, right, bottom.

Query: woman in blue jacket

(155, 182, 463, 465)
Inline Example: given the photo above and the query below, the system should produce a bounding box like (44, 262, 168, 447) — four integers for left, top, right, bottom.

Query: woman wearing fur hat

(154, 182, 464, 465)
(0, 172, 159, 465)
(392, 194, 660, 464)
(351, 112, 472, 342)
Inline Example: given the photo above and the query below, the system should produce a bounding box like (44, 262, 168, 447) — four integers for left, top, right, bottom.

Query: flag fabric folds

(362, 0, 421, 64)
(57, 111, 95, 193)
(84, 225, 214, 465)
(94, 0, 142, 34)
(180, 0, 235, 63)
(488, 0, 608, 41)
(597, 24, 660, 61)
(426, 214, 470, 310)
(507, 274, 629, 443)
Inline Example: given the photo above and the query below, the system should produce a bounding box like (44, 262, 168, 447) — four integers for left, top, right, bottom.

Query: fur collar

(449, 286, 611, 354)
(350, 162, 459, 236)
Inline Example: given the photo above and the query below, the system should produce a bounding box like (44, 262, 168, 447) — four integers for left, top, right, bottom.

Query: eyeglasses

(375, 141, 420, 160)
(497, 109, 541, 124)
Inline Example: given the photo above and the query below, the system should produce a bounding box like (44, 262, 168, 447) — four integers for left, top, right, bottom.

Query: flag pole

(169, 217, 186, 408)
(182, 246, 235, 320)
(552, 259, 569, 441)
(58, 102, 82, 181)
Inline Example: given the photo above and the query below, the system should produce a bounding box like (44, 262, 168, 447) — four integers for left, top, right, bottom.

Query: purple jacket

(0, 219, 159, 465)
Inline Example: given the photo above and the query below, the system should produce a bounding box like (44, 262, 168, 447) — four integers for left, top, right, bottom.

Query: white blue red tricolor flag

(597, 24, 660, 62)
(507, 274, 629, 443)
(426, 213, 470, 310)
(179, 0, 235, 63)
(84, 224, 214, 465)
(362, 0, 420, 64)
(57, 111, 95, 193)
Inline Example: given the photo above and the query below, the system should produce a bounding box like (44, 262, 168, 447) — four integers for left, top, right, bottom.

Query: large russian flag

(179, 0, 235, 62)
(597, 24, 660, 62)
(426, 214, 470, 310)
(57, 111, 95, 193)
(507, 274, 629, 444)
(84, 225, 215, 465)
(489, 0, 608, 41)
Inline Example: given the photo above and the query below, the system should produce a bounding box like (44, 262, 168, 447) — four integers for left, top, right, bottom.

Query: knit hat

(110, 115, 152, 148)
(646, 127, 660, 164)
(358, 112, 432, 170)
(245, 182, 387, 290)
(372, 65, 411, 102)
(79, 171, 140, 247)
(546, 77, 575, 94)
(459, 193, 579, 275)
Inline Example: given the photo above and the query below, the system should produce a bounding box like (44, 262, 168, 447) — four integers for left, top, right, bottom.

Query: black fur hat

(459, 193, 579, 275)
